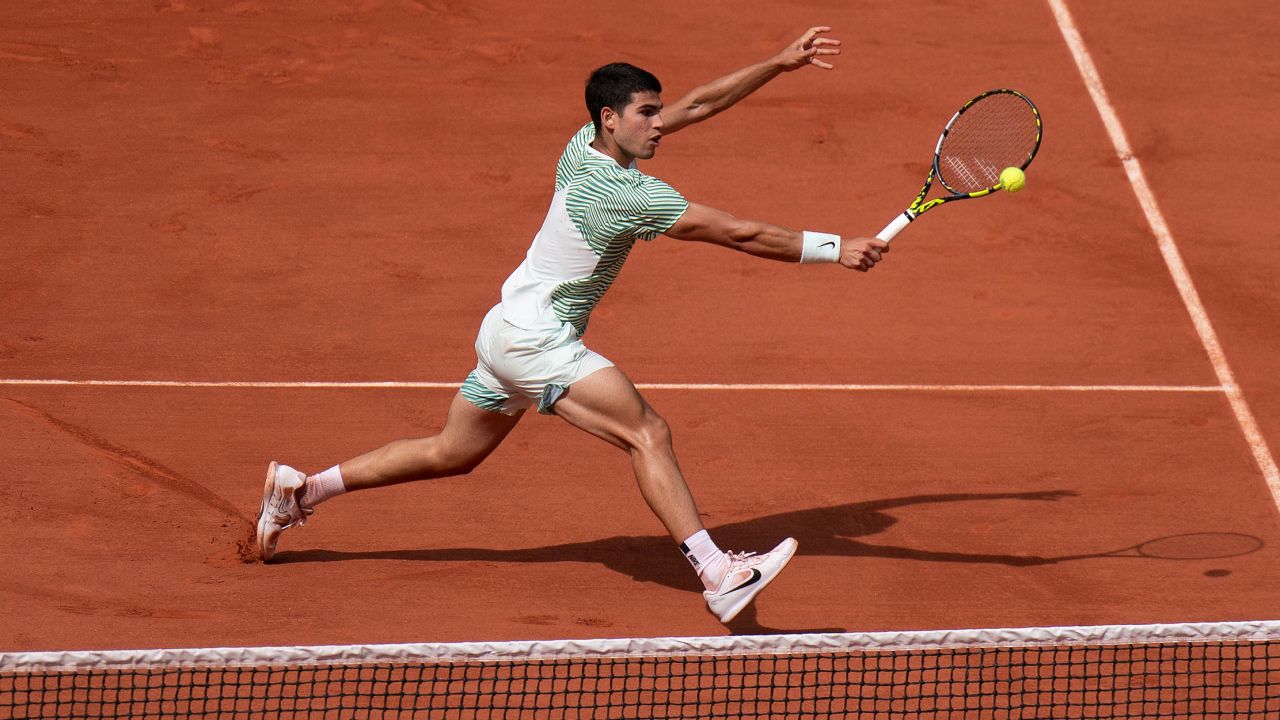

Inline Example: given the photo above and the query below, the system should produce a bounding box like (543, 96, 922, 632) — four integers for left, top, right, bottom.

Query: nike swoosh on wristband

(819, 241, 836, 249)
(726, 568, 762, 594)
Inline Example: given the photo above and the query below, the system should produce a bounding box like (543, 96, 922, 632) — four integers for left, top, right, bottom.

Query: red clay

(1, 1, 1277, 652)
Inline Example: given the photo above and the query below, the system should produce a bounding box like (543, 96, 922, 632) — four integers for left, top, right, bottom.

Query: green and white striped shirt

(500, 123, 688, 336)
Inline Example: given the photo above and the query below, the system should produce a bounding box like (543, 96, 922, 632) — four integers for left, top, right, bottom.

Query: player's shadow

(280, 489, 1081, 591)
(278, 489, 1267, 635)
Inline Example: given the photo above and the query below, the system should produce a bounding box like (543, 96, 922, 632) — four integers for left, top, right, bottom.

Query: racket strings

(1136, 532, 1263, 560)
(938, 93, 1039, 193)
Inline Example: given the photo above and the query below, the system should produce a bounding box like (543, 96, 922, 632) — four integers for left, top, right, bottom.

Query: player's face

(614, 91, 664, 160)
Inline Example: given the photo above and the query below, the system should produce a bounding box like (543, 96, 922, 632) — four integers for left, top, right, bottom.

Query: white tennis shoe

(256, 461, 311, 562)
(704, 537, 798, 623)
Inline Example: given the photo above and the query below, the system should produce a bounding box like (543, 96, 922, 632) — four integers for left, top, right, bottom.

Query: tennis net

(2, 620, 1278, 719)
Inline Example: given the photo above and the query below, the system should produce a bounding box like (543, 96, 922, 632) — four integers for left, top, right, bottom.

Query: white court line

(1047, 1, 1280, 505)
(0, 378, 1225, 392)
(638, 383, 1222, 392)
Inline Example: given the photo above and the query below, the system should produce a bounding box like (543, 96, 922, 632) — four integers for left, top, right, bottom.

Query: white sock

(680, 529, 730, 591)
(299, 465, 346, 508)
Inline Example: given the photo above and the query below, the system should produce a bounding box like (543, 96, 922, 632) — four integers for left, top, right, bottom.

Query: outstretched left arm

(659, 26, 841, 136)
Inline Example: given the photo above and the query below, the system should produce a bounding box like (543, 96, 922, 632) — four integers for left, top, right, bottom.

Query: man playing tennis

(258, 26, 888, 623)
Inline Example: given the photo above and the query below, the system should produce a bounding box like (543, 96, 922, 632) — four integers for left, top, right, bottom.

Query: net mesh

(938, 91, 1040, 194)
(3, 621, 1278, 719)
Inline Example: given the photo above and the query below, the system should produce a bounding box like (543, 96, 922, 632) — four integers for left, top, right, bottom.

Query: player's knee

(631, 411, 672, 452)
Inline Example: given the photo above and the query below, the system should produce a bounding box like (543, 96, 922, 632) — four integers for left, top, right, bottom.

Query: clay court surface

(2, 1, 1279, 652)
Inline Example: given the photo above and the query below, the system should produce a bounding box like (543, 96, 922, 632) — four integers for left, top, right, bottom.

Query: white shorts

(459, 304, 614, 415)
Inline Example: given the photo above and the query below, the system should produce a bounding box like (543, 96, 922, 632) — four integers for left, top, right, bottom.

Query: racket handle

(875, 212, 914, 243)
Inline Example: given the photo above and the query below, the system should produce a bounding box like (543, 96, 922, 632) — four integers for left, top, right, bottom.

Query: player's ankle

(680, 530, 730, 590)
(299, 465, 347, 508)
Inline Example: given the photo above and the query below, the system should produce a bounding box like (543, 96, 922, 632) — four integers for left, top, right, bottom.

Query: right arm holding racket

(667, 90, 1043, 265)
(665, 205, 887, 272)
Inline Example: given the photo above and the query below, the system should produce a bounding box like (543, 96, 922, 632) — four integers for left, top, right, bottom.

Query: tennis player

(257, 26, 889, 623)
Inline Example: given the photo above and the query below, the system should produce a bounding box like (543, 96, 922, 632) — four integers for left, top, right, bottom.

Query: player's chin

(636, 142, 659, 160)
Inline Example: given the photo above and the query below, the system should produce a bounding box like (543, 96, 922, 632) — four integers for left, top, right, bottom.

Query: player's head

(586, 63, 664, 160)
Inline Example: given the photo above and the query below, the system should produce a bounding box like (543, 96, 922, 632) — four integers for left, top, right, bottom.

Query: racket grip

(875, 212, 913, 243)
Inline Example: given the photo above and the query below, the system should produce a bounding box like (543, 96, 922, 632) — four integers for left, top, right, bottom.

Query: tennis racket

(876, 89, 1042, 242)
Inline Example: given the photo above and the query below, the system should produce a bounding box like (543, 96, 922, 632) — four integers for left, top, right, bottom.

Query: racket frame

(877, 89, 1042, 242)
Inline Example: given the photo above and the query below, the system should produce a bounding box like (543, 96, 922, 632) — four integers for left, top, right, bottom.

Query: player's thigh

(553, 367, 667, 451)
(436, 391, 525, 463)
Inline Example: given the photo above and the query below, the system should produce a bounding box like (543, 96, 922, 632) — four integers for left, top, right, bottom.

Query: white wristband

(800, 231, 841, 264)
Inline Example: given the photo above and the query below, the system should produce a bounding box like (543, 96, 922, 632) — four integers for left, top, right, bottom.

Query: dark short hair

(585, 63, 662, 133)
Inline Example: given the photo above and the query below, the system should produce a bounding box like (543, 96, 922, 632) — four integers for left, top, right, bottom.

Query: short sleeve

(631, 176, 689, 241)
(578, 176, 689, 246)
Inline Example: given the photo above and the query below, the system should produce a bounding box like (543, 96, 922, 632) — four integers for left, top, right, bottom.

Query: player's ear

(601, 107, 617, 132)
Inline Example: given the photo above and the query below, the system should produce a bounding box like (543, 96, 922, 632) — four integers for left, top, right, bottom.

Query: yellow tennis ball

(1000, 166, 1026, 193)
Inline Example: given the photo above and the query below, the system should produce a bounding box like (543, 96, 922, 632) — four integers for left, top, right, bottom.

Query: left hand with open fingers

(775, 26, 842, 71)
